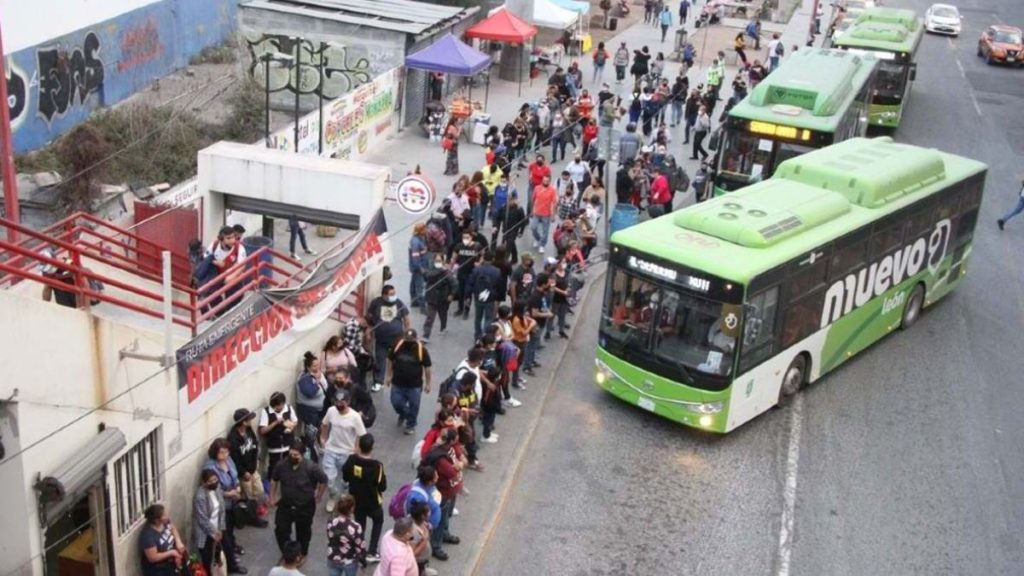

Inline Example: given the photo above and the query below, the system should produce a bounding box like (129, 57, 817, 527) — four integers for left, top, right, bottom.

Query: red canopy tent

(466, 7, 538, 96)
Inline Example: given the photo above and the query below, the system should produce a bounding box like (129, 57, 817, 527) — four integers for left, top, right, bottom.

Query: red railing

(0, 212, 334, 336)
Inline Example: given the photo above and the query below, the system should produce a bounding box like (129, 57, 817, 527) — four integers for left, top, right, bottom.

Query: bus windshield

(719, 130, 815, 190)
(602, 267, 740, 378)
(874, 60, 908, 100)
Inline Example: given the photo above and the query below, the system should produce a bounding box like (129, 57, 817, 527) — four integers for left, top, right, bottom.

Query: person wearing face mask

(320, 389, 367, 513)
(551, 260, 573, 339)
(449, 232, 481, 319)
(260, 392, 298, 478)
(296, 351, 328, 462)
(497, 191, 526, 264)
(366, 285, 411, 392)
(550, 112, 569, 163)
(193, 469, 226, 575)
(271, 440, 328, 562)
(422, 255, 457, 340)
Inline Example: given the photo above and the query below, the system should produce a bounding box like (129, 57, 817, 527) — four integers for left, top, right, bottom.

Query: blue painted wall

(4, 0, 238, 153)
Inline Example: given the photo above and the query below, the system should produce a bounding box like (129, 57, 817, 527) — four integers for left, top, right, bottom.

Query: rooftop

(240, 0, 471, 35)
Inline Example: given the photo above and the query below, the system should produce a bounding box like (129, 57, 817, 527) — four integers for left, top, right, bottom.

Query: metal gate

(133, 201, 200, 285)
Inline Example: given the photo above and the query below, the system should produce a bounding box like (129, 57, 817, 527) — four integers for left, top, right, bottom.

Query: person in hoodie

(342, 434, 387, 563)
(496, 190, 526, 264)
(296, 351, 328, 460)
(468, 250, 502, 342)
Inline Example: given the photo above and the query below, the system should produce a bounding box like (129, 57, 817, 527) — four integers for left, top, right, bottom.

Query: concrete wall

(237, 5, 407, 115)
(4, 0, 239, 153)
(0, 282, 343, 576)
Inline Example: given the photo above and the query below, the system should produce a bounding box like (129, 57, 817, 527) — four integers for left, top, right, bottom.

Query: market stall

(550, 0, 592, 55)
(466, 7, 538, 96)
(405, 33, 493, 141)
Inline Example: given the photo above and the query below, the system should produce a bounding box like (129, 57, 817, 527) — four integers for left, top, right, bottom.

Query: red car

(978, 25, 1024, 67)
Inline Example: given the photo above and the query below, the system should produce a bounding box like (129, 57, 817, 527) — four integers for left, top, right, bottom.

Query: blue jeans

(328, 561, 359, 576)
(289, 224, 309, 254)
(531, 216, 551, 247)
(472, 202, 486, 229)
(373, 339, 392, 385)
(671, 101, 683, 125)
(390, 386, 422, 428)
(474, 300, 496, 341)
(430, 496, 457, 552)
(322, 449, 351, 499)
(410, 269, 425, 306)
(1002, 197, 1024, 223)
(592, 64, 605, 84)
(769, 56, 780, 71)
(524, 331, 540, 367)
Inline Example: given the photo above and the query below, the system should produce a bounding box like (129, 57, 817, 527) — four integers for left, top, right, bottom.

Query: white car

(925, 3, 962, 36)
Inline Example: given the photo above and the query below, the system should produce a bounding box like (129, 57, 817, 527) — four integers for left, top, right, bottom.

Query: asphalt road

(476, 1, 1024, 574)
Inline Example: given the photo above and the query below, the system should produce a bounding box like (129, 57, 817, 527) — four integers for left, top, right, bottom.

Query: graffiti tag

(5, 60, 28, 130)
(119, 18, 163, 72)
(37, 32, 105, 123)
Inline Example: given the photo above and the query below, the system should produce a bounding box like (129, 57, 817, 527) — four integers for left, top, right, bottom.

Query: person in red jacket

(649, 167, 673, 216)
(528, 155, 551, 214)
(422, 427, 464, 561)
(581, 118, 599, 158)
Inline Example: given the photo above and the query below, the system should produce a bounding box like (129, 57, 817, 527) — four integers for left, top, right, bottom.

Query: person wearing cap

(228, 408, 263, 503)
(386, 329, 433, 435)
(319, 388, 367, 513)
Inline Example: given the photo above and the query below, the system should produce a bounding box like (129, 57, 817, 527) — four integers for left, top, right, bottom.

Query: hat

(510, 190, 519, 198)
(233, 408, 255, 424)
(404, 328, 418, 340)
(334, 388, 351, 403)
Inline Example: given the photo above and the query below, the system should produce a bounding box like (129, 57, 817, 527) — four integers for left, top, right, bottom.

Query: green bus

(832, 7, 924, 128)
(714, 48, 878, 195)
(596, 137, 986, 432)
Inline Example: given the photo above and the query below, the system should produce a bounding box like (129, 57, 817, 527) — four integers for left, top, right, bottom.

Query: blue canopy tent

(405, 33, 494, 109)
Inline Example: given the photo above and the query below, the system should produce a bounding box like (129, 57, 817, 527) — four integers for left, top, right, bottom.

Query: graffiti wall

(266, 67, 402, 162)
(4, 0, 239, 153)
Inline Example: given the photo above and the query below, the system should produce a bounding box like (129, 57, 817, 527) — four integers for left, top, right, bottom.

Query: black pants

(223, 513, 241, 570)
(275, 501, 315, 555)
(355, 506, 384, 555)
(267, 451, 286, 478)
(423, 300, 450, 338)
(200, 536, 217, 575)
(692, 131, 708, 160)
(661, 24, 669, 42)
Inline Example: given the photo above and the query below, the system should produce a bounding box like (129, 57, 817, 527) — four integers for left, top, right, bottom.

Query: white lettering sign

(628, 255, 679, 281)
(820, 219, 951, 328)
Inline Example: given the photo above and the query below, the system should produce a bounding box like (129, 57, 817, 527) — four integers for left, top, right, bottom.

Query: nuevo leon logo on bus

(820, 219, 951, 329)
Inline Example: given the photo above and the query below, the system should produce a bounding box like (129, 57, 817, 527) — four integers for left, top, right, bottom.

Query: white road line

(969, 92, 983, 117)
(776, 394, 804, 576)
(955, 57, 967, 79)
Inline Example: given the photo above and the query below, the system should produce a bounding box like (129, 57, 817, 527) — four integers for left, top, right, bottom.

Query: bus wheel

(777, 355, 807, 407)
(900, 284, 925, 330)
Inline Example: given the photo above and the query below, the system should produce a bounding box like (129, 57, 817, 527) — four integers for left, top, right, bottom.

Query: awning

(406, 33, 492, 75)
(468, 6, 538, 43)
(550, 0, 591, 14)
(36, 427, 126, 524)
(531, 0, 579, 29)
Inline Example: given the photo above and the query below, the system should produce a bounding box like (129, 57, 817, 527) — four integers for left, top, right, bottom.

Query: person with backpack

(342, 434, 387, 564)
(592, 41, 610, 84)
(393, 465, 441, 539)
(767, 33, 783, 72)
(386, 329, 433, 436)
(452, 368, 483, 471)
(259, 391, 298, 478)
(366, 285, 411, 392)
(468, 249, 502, 342)
(320, 389, 367, 513)
(489, 172, 511, 235)
(420, 428, 463, 562)
(296, 352, 328, 460)
(613, 42, 630, 84)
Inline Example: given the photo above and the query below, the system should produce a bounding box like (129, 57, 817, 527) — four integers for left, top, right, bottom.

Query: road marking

(969, 92, 983, 117)
(775, 394, 804, 576)
(954, 57, 967, 79)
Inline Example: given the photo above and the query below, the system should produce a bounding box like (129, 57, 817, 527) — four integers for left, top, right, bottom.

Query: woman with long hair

(443, 118, 460, 175)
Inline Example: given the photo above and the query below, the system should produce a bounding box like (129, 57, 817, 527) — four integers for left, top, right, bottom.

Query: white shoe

(290, 253, 300, 260)
(480, 434, 498, 444)
(452, 507, 460, 517)
(504, 397, 523, 408)
(371, 383, 382, 392)
(365, 554, 381, 564)
(538, 246, 545, 254)
(325, 498, 336, 513)
(425, 568, 439, 576)
(304, 249, 318, 256)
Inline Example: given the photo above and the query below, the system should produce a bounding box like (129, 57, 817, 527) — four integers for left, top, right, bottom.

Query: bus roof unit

(834, 11, 924, 54)
(728, 49, 877, 131)
(854, 6, 920, 30)
(773, 137, 946, 208)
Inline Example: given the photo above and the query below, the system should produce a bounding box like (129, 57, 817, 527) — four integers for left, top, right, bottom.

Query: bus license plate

(638, 396, 656, 412)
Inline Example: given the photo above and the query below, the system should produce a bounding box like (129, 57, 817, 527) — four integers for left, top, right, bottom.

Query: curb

(466, 261, 609, 575)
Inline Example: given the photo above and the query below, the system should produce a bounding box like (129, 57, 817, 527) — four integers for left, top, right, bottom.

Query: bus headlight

(594, 360, 611, 385)
(686, 402, 724, 415)
(595, 370, 608, 385)
(698, 415, 714, 427)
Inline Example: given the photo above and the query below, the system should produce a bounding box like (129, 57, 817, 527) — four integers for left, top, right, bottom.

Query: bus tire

(776, 354, 807, 408)
(900, 284, 925, 330)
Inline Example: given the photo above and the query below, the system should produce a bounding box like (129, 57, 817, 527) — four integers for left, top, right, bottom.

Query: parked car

(924, 4, 962, 36)
(977, 25, 1024, 67)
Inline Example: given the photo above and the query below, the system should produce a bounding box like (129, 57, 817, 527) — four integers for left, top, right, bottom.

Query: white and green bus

(596, 137, 987, 432)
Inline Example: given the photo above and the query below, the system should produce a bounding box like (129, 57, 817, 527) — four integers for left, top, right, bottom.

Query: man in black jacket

(228, 409, 263, 504)
(342, 434, 387, 562)
(468, 251, 502, 341)
(497, 191, 526, 264)
(423, 254, 457, 340)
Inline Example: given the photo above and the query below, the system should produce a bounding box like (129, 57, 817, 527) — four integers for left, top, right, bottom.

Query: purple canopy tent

(405, 33, 494, 108)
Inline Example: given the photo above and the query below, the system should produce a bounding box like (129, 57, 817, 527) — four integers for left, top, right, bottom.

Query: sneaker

(432, 550, 450, 561)
(480, 434, 498, 444)
(538, 246, 545, 254)
(365, 554, 381, 564)
(304, 249, 318, 256)
(505, 397, 523, 408)
(397, 415, 405, 427)
(290, 253, 300, 260)
(425, 568, 439, 576)
(404, 426, 416, 435)
(442, 535, 461, 545)
(371, 383, 383, 392)
(998, 219, 1005, 231)
(467, 461, 485, 471)
(452, 507, 460, 516)
(325, 498, 337, 513)
(514, 381, 528, 390)
(524, 368, 536, 377)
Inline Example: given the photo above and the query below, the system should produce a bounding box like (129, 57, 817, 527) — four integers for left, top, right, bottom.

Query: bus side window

(781, 291, 827, 349)
(828, 234, 868, 282)
(869, 219, 904, 258)
(786, 251, 829, 303)
(740, 287, 780, 373)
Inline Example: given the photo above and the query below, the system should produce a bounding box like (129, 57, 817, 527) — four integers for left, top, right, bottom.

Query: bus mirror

(909, 64, 917, 82)
(743, 311, 762, 346)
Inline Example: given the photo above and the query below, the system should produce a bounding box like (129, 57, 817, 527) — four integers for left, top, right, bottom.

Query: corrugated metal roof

(241, 0, 469, 35)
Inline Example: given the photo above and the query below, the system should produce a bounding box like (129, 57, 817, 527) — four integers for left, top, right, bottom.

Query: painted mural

(4, 0, 238, 153)
(243, 33, 373, 100)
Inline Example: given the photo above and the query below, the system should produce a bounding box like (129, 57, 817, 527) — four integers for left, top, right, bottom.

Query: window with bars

(113, 427, 161, 536)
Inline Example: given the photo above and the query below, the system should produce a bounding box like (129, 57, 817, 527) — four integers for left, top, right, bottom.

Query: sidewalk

(238, 3, 823, 574)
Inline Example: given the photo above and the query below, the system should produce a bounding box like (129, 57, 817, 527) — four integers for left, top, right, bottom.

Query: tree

(56, 124, 111, 214)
